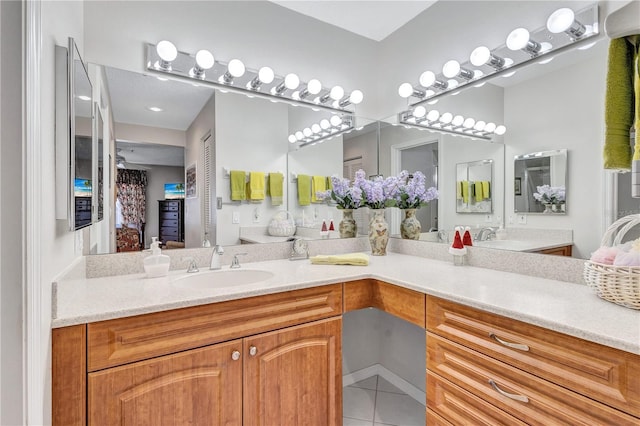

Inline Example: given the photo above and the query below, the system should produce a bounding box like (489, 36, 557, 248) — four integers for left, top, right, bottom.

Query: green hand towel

(269, 172, 283, 206)
(475, 181, 484, 202)
(326, 176, 333, 191)
(311, 175, 326, 203)
(297, 174, 311, 206)
(248, 171, 265, 200)
(482, 181, 491, 199)
(604, 37, 635, 170)
(230, 170, 246, 201)
(461, 181, 469, 203)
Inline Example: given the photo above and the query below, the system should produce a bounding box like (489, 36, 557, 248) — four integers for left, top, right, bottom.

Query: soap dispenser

(144, 237, 170, 278)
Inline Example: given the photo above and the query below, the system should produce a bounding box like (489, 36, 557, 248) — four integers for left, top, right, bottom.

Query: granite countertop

(52, 253, 640, 354)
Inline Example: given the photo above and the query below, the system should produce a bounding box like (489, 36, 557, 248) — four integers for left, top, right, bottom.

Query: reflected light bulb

(413, 106, 427, 118)
(156, 40, 177, 62)
(474, 121, 486, 131)
(349, 90, 364, 105)
(228, 59, 245, 77)
(419, 71, 436, 87)
(303, 127, 313, 137)
(440, 112, 453, 124)
(398, 83, 414, 98)
(447, 79, 459, 89)
(426, 110, 440, 122)
(307, 79, 322, 95)
(442, 60, 461, 78)
(495, 125, 507, 135)
(330, 86, 344, 101)
(195, 50, 214, 69)
(295, 131, 304, 140)
(484, 122, 497, 133)
(506, 28, 530, 51)
(330, 115, 342, 127)
(288, 135, 297, 143)
(463, 118, 476, 128)
(258, 66, 275, 84)
(452, 115, 464, 127)
(312, 123, 321, 134)
(284, 73, 300, 90)
(320, 119, 331, 130)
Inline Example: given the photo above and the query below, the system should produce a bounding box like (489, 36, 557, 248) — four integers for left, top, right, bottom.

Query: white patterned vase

(368, 209, 389, 256)
(400, 209, 421, 240)
(339, 209, 357, 238)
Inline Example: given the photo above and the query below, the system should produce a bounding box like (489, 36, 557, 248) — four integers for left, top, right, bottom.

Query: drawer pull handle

(231, 350, 240, 361)
(489, 379, 529, 403)
(249, 346, 257, 356)
(489, 333, 529, 351)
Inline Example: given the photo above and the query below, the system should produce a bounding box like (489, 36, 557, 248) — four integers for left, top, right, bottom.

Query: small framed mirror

(514, 149, 567, 214)
(456, 159, 493, 213)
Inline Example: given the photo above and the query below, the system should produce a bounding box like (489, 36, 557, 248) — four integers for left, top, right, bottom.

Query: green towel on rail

(269, 172, 283, 206)
(297, 174, 311, 206)
(230, 170, 246, 201)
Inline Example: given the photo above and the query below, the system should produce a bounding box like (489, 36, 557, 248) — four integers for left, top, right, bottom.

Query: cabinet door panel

(243, 317, 342, 426)
(88, 340, 242, 426)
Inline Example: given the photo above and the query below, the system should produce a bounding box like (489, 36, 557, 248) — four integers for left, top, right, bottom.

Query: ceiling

(116, 141, 185, 168)
(269, 1, 437, 41)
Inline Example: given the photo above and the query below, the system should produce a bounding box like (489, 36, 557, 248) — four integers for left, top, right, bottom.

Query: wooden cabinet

(426, 295, 640, 424)
(158, 199, 184, 245)
(534, 244, 572, 256)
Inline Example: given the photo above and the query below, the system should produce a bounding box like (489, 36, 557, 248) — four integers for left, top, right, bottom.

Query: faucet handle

(183, 257, 199, 273)
(214, 245, 224, 254)
(230, 252, 248, 269)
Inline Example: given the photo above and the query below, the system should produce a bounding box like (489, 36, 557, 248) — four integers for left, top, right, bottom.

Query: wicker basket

(583, 214, 640, 309)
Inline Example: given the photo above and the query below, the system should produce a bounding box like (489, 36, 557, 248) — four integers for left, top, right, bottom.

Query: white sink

(173, 269, 274, 289)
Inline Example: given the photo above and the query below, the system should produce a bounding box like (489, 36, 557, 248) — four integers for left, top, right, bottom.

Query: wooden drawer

(343, 279, 425, 327)
(88, 284, 342, 371)
(534, 244, 572, 256)
(426, 295, 640, 417)
(427, 333, 639, 425)
(427, 371, 525, 426)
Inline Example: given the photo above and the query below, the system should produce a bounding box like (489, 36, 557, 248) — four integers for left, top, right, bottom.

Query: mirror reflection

(514, 149, 567, 214)
(456, 160, 493, 214)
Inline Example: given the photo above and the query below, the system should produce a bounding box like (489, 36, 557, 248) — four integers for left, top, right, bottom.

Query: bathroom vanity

(52, 254, 639, 425)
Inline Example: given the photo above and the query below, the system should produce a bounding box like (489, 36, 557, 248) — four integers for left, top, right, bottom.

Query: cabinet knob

(231, 350, 241, 361)
(249, 346, 257, 356)
(489, 333, 529, 351)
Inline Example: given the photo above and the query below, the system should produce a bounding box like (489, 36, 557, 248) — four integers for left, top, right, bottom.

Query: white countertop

(53, 253, 640, 354)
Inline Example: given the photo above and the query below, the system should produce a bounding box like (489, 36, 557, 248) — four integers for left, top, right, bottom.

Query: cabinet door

(243, 317, 342, 426)
(88, 340, 242, 426)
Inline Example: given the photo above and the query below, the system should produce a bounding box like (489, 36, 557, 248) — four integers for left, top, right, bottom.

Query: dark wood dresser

(158, 199, 184, 245)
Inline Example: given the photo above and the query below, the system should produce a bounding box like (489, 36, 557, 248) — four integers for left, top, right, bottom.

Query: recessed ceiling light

(77, 95, 91, 101)
(147, 106, 163, 112)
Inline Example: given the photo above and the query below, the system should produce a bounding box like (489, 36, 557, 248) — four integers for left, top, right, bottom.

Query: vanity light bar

(397, 109, 506, 141)
(399, 3, 598, 107)
(145, 43, 363, 115)
(290, 115, 355, 148)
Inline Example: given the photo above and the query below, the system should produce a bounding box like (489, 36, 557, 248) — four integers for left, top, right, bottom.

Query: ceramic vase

(543, 203, 553, 214)
(400, 208, 421, 240)
(338, 209, 357, 238)
(368, 209, 389, 255)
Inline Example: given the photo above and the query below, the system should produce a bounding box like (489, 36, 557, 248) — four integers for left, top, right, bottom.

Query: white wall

(215, 92, 289, 245)
(504, 44, 608, 258)
(1, 1, 24, 423)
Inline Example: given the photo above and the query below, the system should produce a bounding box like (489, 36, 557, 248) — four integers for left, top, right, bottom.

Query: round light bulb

(398, 83, 414, 98)
(320, 119, 331, 130)
(452, 115, 464, 126)
(419, 71, 436, 88)
(227, 59, 245, 78)
(311, 123, 321, 134)
(470, 46, 491, 66)
(547, 8, 575, 33)
(349, 90, 364, 104)
(195, 50, 214, 70)
(413, 106, 427, 118)
(474, 120, 486, 131)
(303, 127, 313, 137)
(447, 79, 459, 89)
(330, 115, 342, 127)
(426, 110, 440, 122)
(288, 135, 297, 143)
(463, 118, 476, 129)
(156, 40, 177, 62)
(295, 131, 304, 140)
(258, 66, 275, 84)
(284, 73, 300, 90)
(484, 122, 497, 133)
(440, 112, 453, 124)
(506, 28, 530, 51)
(307, 79, 322, 95)
(495, 125, 507, 135)
(330, 86, 344, 101)
(442, 60, 461, 78)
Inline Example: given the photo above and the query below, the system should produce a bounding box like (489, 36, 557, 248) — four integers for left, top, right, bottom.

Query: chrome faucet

(230, 252, 247, 269)
(184, 257, 199, 273)
(210, 245, 224, 270)
(476, 227, 497, 241)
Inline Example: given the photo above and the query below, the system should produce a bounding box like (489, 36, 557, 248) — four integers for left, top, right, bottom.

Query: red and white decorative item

(449, 226, 467, 265)
(320, 219, 328, 239)
(462, 226, 473, 246)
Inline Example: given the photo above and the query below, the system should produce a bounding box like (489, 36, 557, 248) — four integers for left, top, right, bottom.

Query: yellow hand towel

(604, 37, 634, 170)
(326, 176, 333, 190)
(309, 252, 369, 266)
(482, 181, 491, 199)
(297, 174, 311, 206)
(230, 170, 246, 201)
(456, 181, 462, 200)
(311, 175, 327, 202)
(461, 181, 469, 203)
(475, 181, 484, 202)
(269, 172, 283, 206)
(248, 171, 265, 201)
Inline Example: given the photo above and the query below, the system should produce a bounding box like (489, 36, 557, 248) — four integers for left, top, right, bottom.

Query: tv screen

(165, 182, 185, 199)
(74, 178, 92, 197)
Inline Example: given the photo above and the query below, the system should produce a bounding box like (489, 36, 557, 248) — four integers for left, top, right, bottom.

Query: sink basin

(473, 240, 535, 251)
(173, 269, 274, 289)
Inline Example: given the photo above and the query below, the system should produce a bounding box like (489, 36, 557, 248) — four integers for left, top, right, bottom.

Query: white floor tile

(376, 377, 404, 394)
(351, 375, 378, 391)
(343, 387, 377, 421)
(374, 391, 425, 426)
(343, 417, 374, 426)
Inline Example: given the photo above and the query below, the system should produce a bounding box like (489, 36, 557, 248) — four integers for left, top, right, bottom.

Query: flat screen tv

(165, 182, 185, 199)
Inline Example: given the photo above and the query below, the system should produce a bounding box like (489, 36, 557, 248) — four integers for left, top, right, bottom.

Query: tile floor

(343, 375, 425, 426)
